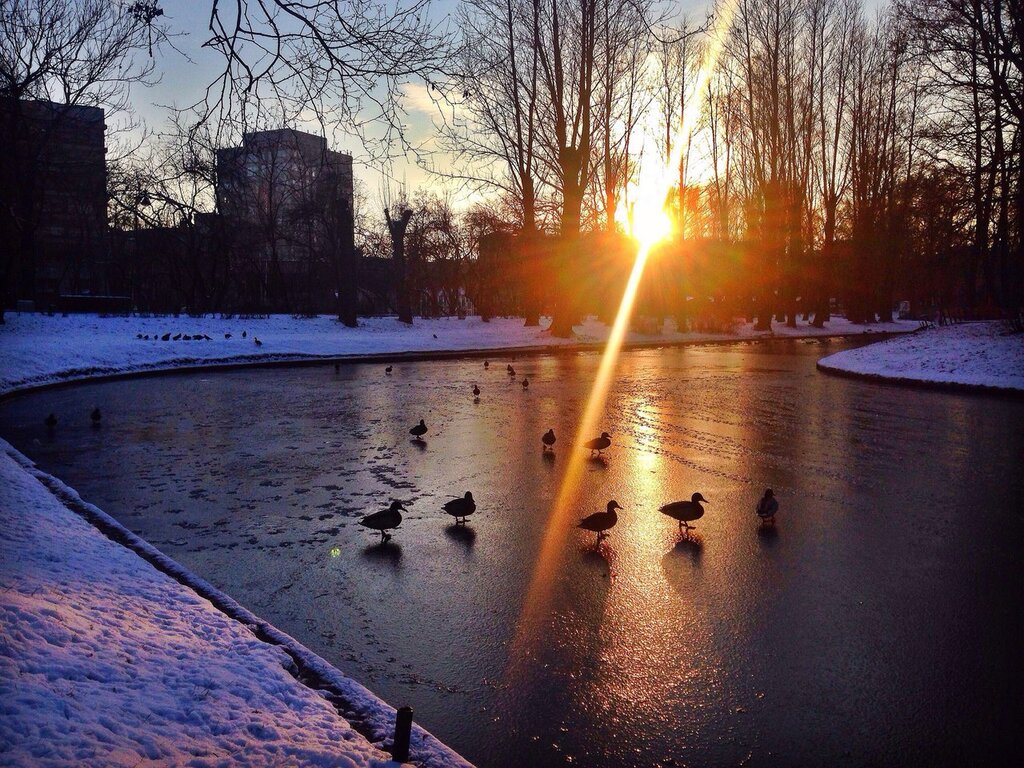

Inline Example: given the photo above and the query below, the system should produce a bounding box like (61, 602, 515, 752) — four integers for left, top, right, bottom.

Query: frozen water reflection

(2, 339, 1022, 767)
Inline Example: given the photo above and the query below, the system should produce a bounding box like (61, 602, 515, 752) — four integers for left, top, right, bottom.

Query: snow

(817, 321, 1024, 392)
(0, 439, 472, 767)
(0, 311, 919, 397)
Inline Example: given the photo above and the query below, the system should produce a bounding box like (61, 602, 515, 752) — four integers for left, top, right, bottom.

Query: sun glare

(507, 0, 741, 679)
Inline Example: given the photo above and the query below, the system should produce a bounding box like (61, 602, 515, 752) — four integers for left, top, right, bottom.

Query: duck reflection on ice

(361, 540, 403, 565)
(579, 541, 617, 581)
(445, 523, 476, 549)
(541, 450, 556, 466)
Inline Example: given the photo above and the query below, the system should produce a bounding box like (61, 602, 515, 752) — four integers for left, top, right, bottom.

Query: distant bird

(385, 365, 393, 375)
(172, 333, 182, 341)
(44, 413, 57, 429)
(136, 333, 143, 339)
(542, 429, 556, 450)
(143, 335, 150, 340)
(90, 407, 101, 426)
(433, 334, 438, 339)
(585, 432, 612, 456)
(359, 500, 407, 543)
(507, 366, 516, 377)
(484, 360, 490, 369)
(659, 493, 709, 531)
(161, 333, 170, 341)
(522, 377, 529, 389)
(410, 419, 427, 439)
(183, 334, 191, 341)
(473, 384, 480, 397)
(225, 333, 232, 339)
(443, 491, 476, 525)
(242, 331, 247, 338)
(254, 337, 262, 346)
(756, 489, 779, 524)
(203, 334, 212, 341)
(578, 500, 624, 543)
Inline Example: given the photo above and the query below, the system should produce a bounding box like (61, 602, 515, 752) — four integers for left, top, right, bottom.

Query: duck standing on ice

(756, 489, 778, 524)
(359, 501, 407, 543)
(659, 493, 709, 531)
(585, 432, 612, 456)
(542, 429, 556, 450)
(410, 419, 428, 439)
(443, 491, 476, 525)
(578, 500, 624, 544)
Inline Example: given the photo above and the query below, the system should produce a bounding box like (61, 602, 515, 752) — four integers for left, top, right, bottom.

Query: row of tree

(444, 0, 1022, 331)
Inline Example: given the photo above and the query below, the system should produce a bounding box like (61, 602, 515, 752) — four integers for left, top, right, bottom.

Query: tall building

(216, 129, 355, 312)
(0, 98, 108, 308)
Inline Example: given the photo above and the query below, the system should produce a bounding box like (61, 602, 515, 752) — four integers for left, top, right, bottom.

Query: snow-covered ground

(818, 321, 1024, 392)
(0, 311, 918, 397)
(0, 439, 472, 767)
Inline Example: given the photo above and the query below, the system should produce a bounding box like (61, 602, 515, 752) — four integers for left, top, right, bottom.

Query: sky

(133, 0, 715, 207)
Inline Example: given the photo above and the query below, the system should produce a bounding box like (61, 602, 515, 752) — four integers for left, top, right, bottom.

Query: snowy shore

(0, 439, 472, 767)
(817, 321, 1024, 393)
(0, 311, 918, 397)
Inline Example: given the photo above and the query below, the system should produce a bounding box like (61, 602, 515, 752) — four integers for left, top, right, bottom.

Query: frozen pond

(2, 339, 1022, 767)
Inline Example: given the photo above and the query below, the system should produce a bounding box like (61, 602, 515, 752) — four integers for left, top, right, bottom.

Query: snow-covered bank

(817, 321, 1024, 393)
(0, 312, 918, 397)
(0, 439, 472, 767)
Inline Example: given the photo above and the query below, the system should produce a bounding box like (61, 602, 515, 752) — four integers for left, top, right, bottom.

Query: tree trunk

(386, 207, 414, 324)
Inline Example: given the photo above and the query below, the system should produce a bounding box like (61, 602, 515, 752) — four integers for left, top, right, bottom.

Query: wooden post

(391, 705, 413, 762)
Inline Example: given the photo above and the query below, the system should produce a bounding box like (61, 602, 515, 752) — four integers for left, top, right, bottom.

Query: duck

(90, 407, 101, 425)
(578, 500, 623, 543)
(472, 384, 480, 397)
(542, 429, 556, 450)
(659, 493, 709, 531)
(385, 365, 393, 375)
(756, 489, 779, 524)
(409, 419, 428, 439)
(484, 360, 489, 369)
(522, 377, 529, 389)
(172, 333, 182, 341)
(225, 333, 232, 339)
(584, 432, 612, 455)
(161, 333, 170, 341)
(44, 413, 57, 429)
(242, 330, 247, 338)
(254, 337, 262, 346)
(443, 491, 476, 525)
(507, 364, 515, 377)
(359, 501, 407, 543)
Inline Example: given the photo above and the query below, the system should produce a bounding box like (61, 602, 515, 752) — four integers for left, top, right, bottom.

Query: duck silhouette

(254, 337, 262, 346)
(507, 365, 515, 377)
(443, 491, 476, 524)
(585, 432, 612, 455)
(484, 360, 489, 369)
(172, 333, 181, 341)
(756, 489, 778, 524)
(90, 407, 101, 426)
(409, 419, 427, 439)
(359, 501, 407, 543)
(161, 333, 170, 341)
(44, 413, 57, 429)
(660, 493, 709, 531)
(385, 365, 393, 374)
(473, 384, 480, 397)
(522, 377, 529, 389)
(542, 429, 556, 450)
(578, 500, 623, 543)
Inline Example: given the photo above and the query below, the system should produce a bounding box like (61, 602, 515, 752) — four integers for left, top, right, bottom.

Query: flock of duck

(357, 359, 781, 544)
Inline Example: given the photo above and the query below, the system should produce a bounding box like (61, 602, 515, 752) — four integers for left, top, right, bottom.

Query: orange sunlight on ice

(507, 0, 741, 678)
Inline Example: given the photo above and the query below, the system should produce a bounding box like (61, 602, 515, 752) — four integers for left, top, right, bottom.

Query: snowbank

(817, 321, 1024, 393)
(0, 439, 472, 767)
(0, 311, 919, 397)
